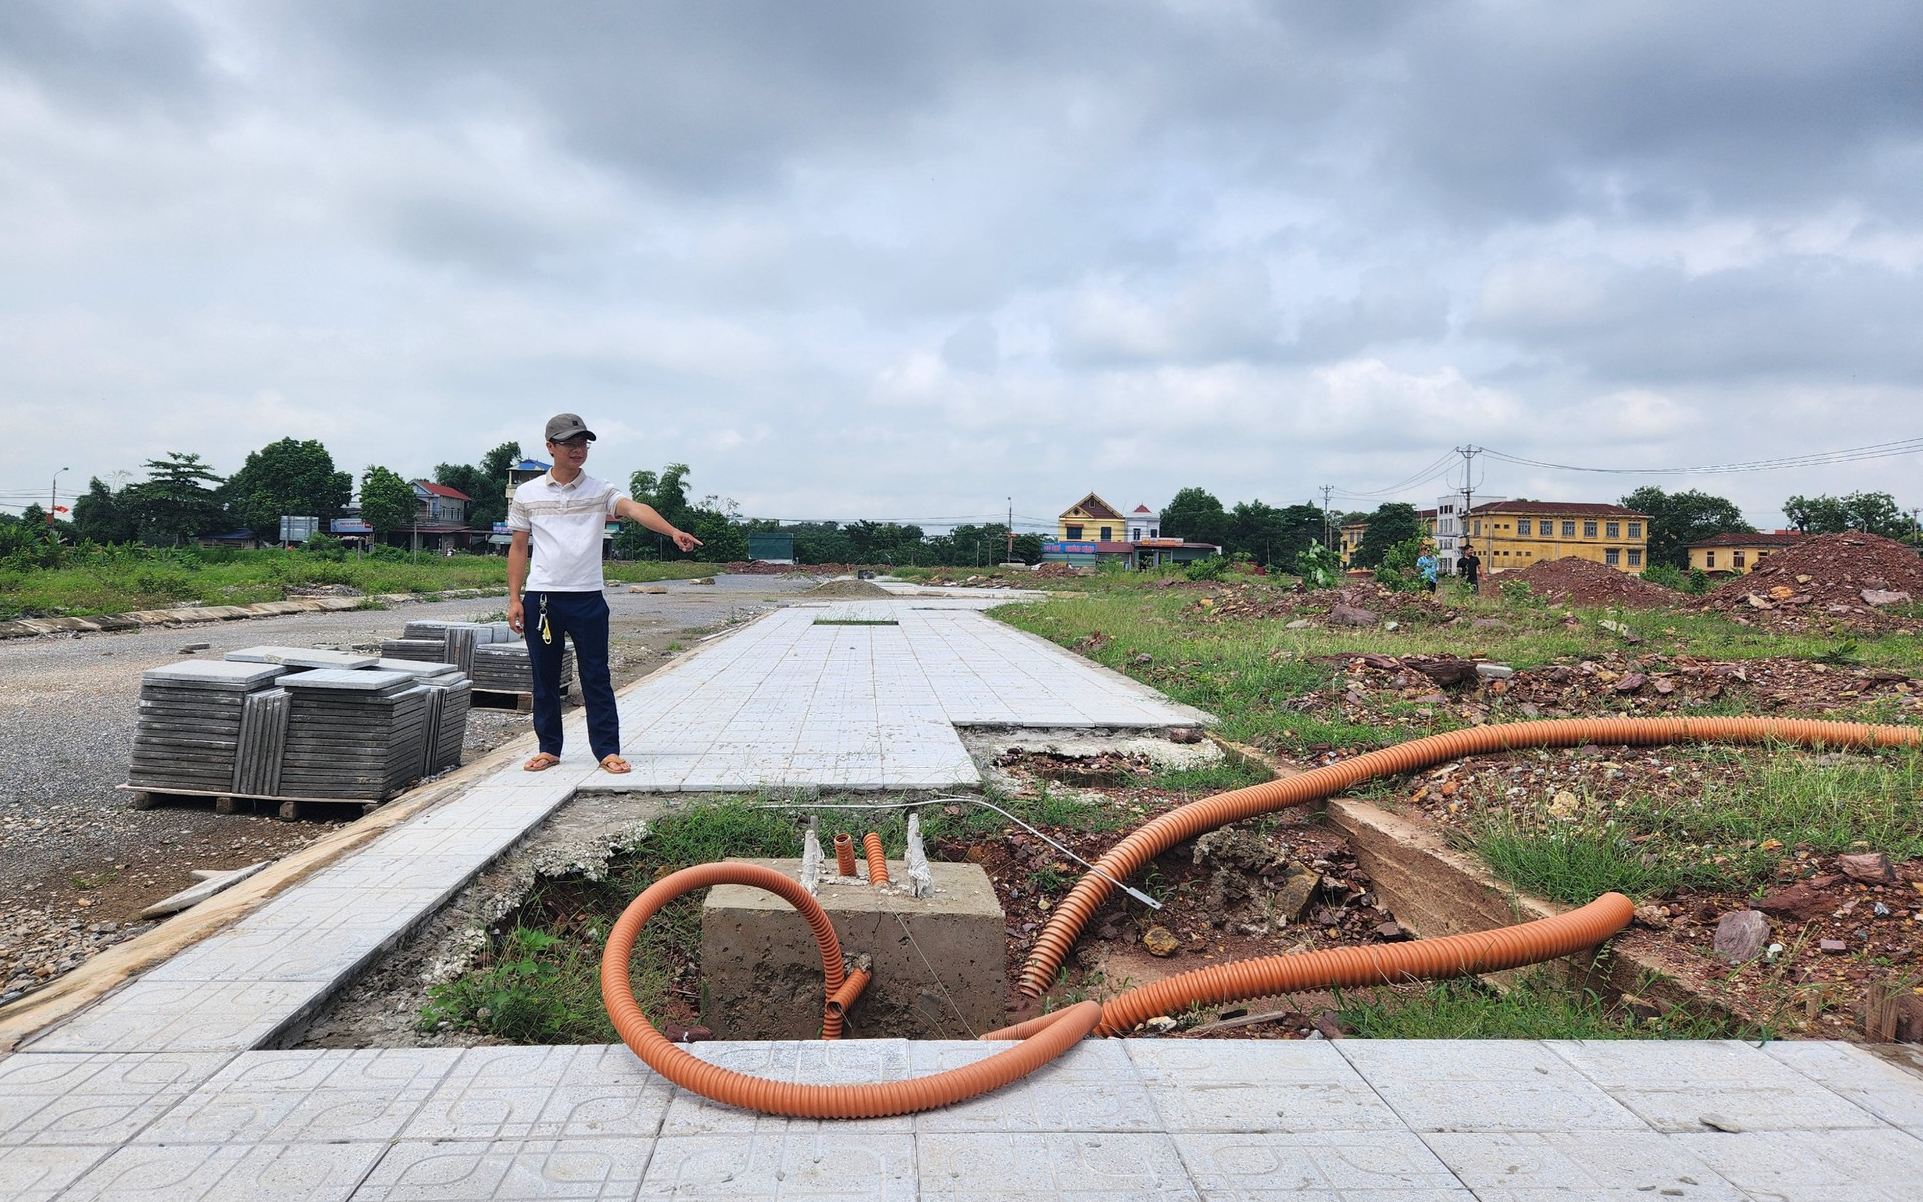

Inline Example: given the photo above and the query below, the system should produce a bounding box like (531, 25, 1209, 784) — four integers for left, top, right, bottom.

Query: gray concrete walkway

(4, 593, 1923, 1199)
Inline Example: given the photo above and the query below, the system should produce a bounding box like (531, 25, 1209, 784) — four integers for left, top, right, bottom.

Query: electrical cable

(1482, 436, 1923, 476)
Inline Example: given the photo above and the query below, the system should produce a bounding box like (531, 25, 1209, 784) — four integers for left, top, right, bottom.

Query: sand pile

(1507, 556, 1680, 609)
(804, 578, 897, 599)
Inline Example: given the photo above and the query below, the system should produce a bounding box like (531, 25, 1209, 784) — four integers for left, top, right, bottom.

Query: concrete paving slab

(1127, 1039, 1407, 1134)
(356, 1137, 653, 1201)
(914, 1130, 1196, 1201)
(908, 1039, 1161, 1133)
(1672, 1127, 1923, 1201)
(1418, 1130, 1744, 1200)
(1763, 1040, 1923, 1135)
(639, 1130, 916, 1201)
(59, 1140, 386, 1202)
(1335, 1040, 1649, 1133)
(1547, 1038, 1887, 1133)
(1172, 1130, 1474, 1200)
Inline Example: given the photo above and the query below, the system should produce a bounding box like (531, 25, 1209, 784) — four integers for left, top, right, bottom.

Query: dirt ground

(0, 574, 817, 1005)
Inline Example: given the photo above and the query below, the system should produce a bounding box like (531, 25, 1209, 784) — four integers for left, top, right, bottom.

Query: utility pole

(1455, 446, 1482, 563)
(1319, 484, 1334, 549)
(1006, 496, 1015, 563)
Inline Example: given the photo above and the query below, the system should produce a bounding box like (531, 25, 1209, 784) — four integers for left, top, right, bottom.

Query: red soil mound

(1507, 556, 1680, 609)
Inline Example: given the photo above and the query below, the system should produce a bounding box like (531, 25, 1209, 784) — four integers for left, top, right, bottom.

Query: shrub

(1641, 562, 1710, 595)
(1184, 555, 1229, 582)
(1373, 536, 1428, 592)
(302, 533, 347, 561)
(368, 544, 408, 563)
(1293, 543, 1341, 589)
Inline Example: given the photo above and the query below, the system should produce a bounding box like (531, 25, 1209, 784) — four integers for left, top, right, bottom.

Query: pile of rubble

(1702, 533, 1923, 630)
(1507, 556, 1680, 609)
(1316, 649, 1921, 720)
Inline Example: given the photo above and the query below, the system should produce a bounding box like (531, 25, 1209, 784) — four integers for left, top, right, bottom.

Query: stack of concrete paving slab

(471, 641, 573, 693)
(380, 620, 566, 697)
(276, 668, 430, 799)
(369, 659, 471, 774)
(128, 661, 288, 794)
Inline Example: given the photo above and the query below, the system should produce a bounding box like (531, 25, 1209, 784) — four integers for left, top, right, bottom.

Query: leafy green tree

(359, 466, 416, 542)
(1621, 486, 1753, 569)
(629, 463, 693, 531)
(1352, 503, 1422, 568)
(225, 438, 352, 541)
(71, 477, 139, 544)
(435, 440, 521, 528)
(1162, 487, 1229, 548)
(126, 452, 225, 545)
(1222, 500, 1326, 567)
(1783, 490, 1908, 538)
(1010, 533, 1043, 565)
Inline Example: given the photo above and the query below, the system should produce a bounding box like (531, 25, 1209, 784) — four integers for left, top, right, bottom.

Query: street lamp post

(49, 466, 68, 544)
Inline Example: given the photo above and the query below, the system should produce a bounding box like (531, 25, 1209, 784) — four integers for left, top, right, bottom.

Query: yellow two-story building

(1463, 501, 1651, 574)
(1057, 493, 1127, 543)
(1687, 530, 1805, 576)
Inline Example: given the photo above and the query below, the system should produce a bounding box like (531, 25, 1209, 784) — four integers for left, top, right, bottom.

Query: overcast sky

(3, 1, 1920, 532)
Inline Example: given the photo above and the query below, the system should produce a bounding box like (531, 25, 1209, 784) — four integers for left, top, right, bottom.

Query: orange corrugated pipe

(820, 966, 870, 1039)
(602, 861, 1104, 1117)
(1018, 715, 1923, 995)
(863, 832, 890, 886)
(988, 892, 1632, 1038)
(833, 832, 857, 877)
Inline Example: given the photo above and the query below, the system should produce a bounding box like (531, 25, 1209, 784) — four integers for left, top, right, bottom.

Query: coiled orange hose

(1018, 715, 1922, 994)
(820, 967, 870, 1039)
(863, 832, 890, 885)
(834, 832, 857, 876)
(602, 860, 1105, 1117)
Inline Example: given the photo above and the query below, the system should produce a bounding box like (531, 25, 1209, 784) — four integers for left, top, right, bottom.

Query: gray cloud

(1, 1, 1921, 533)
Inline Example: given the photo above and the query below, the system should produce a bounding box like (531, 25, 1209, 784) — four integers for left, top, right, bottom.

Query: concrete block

(700, 858, 1005, 1040)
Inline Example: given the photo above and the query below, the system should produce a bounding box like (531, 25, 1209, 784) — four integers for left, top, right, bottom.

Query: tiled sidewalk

(5, 1038, 1923, 1199)
(6, 593, 1923, 1199)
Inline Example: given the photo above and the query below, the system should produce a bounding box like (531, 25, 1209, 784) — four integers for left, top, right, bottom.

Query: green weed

(1332, 971, 1759, 1040)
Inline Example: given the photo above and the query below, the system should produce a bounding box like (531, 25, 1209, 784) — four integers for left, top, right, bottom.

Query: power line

(1481, 436, 1923, 476)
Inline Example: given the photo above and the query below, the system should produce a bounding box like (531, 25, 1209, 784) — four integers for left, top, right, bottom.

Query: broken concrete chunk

(1712, 909, 1770, 964)
(1862, 589, 1911, 607)
(1474, 663, 1514, 681)
(1819, 938, 1850, 954)
(138, 860, 271, 919)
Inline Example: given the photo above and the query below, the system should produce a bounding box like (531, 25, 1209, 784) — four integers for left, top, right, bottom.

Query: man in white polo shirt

(506, 413, 701, 773)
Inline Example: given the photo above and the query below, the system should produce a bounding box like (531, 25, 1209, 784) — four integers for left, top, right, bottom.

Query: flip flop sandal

(599, 754, 633, 775)
(524, 752, 562, 772)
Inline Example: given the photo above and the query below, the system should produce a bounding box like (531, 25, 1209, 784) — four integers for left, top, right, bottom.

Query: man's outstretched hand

(672, 530, 703, 553)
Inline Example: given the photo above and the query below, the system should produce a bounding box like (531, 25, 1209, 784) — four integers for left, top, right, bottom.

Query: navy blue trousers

(523, 589, 619, 760)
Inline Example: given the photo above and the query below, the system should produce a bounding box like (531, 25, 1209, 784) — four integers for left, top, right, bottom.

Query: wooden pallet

(471, 689, 535, 713)
(117, 783, 388, 820)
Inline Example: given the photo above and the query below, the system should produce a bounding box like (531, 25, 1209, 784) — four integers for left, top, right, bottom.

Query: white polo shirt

(507, 470, 628, 593)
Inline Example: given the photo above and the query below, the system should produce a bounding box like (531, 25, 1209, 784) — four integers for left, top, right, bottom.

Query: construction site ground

(3, 571, 1923, 1197)
(0, 575, 815, 1008)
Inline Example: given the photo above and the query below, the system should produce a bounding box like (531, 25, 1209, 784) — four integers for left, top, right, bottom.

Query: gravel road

(0, 574, 816, 1004)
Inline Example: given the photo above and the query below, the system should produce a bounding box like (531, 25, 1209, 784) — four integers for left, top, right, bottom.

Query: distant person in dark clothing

(1459, 543, 1481, 592)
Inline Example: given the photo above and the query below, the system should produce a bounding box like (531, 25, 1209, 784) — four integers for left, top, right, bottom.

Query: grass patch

(0, 546, 717, 618)
(1465, 744, 1923, 901)
(1333, 971, 1763, 1040)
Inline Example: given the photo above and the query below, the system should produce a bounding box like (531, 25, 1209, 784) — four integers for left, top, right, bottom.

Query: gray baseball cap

(544, 413, 596, 443)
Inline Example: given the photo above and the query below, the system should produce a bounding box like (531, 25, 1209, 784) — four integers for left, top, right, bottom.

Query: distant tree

(359, 466, 416, 541)
(1783, 490, 1907, 539)
(1162, 487, 1229, 548)
(225, 438, 352, 541)
(71, 477, 139, 544)
(1621, 487, 1754, 570)
(437, 440, 521, 528)
(126, 452, 225, 545)
(1352, 503, 1422, 568)
(1223, 500, 1326, 567)
(1010, 533, 1043, 565)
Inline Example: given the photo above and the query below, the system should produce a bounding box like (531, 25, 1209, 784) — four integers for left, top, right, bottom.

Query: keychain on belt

(538, 592, 553, 645)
